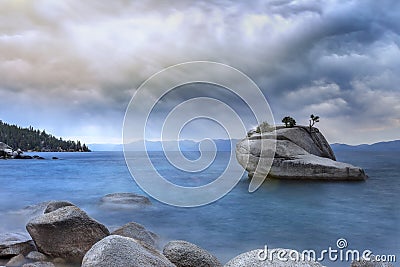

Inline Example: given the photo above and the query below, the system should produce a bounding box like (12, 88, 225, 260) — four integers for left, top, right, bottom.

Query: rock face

(236, 126, 367, 181)
(163, 240, 222, 267)
(0, 232, 35, 258)
(111, 222, 158, 248)
(26, 205, 109, 262)
(224, 248, 326, 267)
(82, 235, 174, 267)
(100, 193, 151, 208)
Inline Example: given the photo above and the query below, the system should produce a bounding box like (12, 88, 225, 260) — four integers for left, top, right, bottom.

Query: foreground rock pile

(0, 198, 390, 267)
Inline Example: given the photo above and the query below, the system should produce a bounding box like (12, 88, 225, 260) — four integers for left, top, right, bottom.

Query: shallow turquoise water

(0, 150, 398, 266)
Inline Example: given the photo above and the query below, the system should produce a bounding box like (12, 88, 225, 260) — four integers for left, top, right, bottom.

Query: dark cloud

(0, 0, 398, 144)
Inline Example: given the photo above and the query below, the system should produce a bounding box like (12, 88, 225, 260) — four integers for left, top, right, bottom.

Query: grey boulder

(26, 205, 109, 262)
(100, 193, 151, 209)
(5, 254, 26, 266)
(163, 240, 222, 267)
(236, 126, 367, 181)
(25, 251, 48, 261)
(81, 235, 174, 267)
(44, 200, 75, 214)
(0, 232, 35, 258)
(224, 248, 326, 267)
(111, 222, 158, 248)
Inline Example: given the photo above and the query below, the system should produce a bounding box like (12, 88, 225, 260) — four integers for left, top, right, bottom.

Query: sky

(0, 0, 399, 145)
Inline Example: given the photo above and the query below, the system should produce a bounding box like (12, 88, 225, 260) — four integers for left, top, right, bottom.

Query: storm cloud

(0, 0, 399, 144)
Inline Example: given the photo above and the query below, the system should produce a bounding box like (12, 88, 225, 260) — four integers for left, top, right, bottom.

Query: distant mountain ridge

(91, 139, 400, 152)
(331, 140, 400, 152)
(90, 139, 238, 151)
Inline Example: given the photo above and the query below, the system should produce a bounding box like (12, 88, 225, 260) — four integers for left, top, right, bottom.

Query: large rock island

(236, 125, 367, 181)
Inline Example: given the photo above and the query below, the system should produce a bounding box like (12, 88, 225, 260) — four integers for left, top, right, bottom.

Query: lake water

(0, 150, 398, 266)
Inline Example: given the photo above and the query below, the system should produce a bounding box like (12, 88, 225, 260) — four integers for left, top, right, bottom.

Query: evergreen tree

(282, 116, 296, 127)
(0, 120, 91, 152)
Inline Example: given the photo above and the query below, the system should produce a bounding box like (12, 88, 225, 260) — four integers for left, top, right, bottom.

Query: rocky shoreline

(0, 194, 390, 267)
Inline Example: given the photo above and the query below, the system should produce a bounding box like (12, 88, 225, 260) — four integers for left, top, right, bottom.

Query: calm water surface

(0, 150, 398, 266)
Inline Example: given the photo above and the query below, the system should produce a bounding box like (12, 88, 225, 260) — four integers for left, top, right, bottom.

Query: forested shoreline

(0, 120, 90, 152)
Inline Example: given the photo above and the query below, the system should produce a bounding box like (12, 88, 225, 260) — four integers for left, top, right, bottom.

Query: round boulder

(82, 235, 174, 267)
(163, 240, 222, 267)
(26, 206, 109, 262)
(111, 222, 158, 248)
(26, 251, 48, 261)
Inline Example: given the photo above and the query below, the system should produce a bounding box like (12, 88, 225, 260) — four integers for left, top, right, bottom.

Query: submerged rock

(236, 126, 367, 181)
(26, 205, 109, 262)
(43, 201, 75, 214)
(111, 222, 158, 248)
(14, 155, 33, 159)
(224, 248, 326, 267)
(11, 202, 51, 218)
(0, 232, 35, 258)
(163, 240, 222, 267)
(100, 193, 151, 208)
(82, 235, 174, 267)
